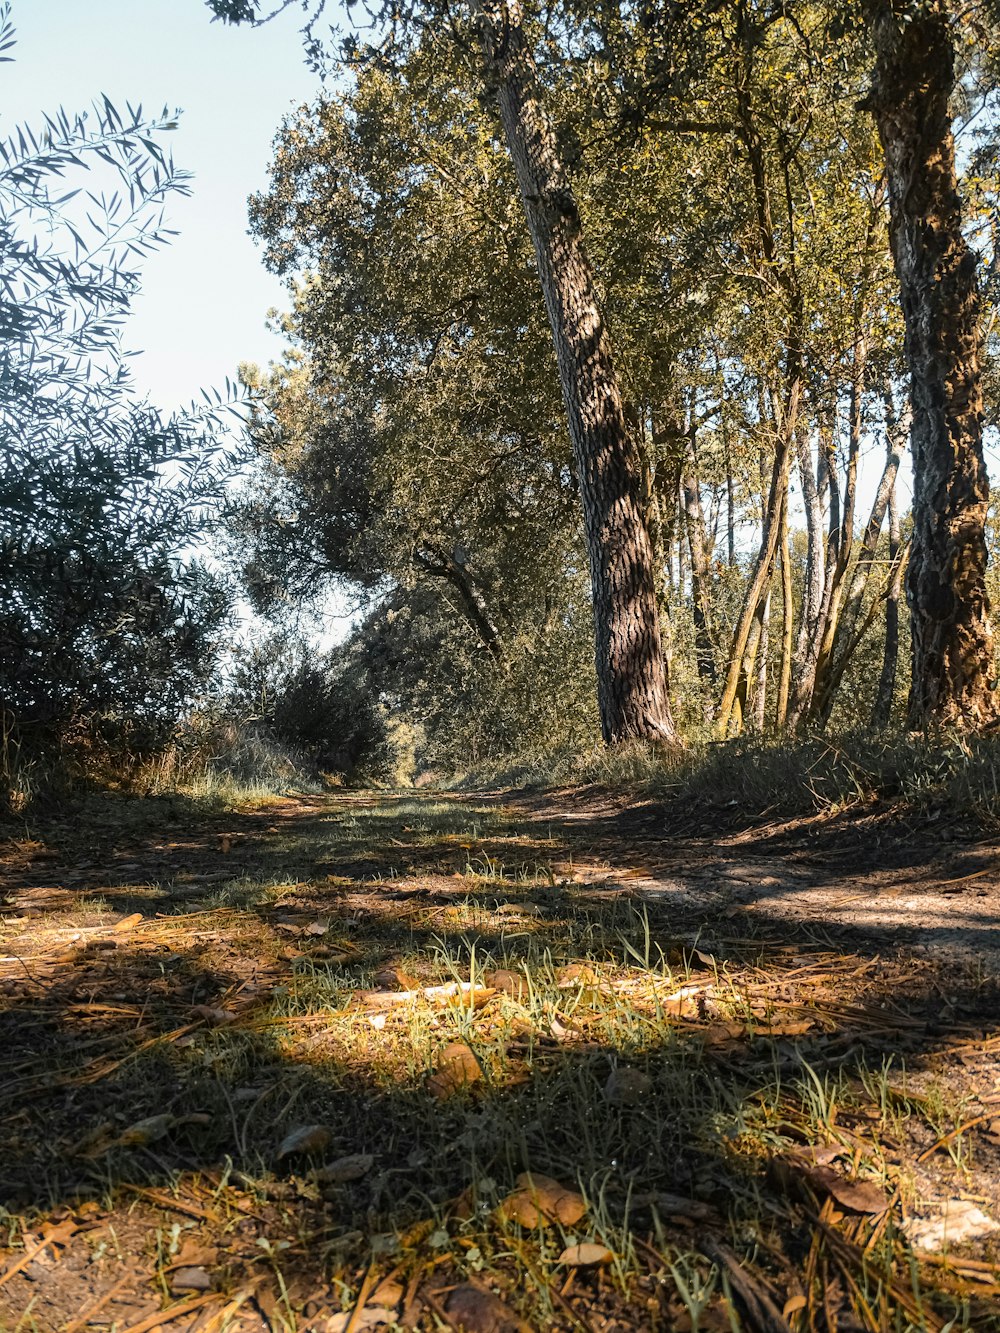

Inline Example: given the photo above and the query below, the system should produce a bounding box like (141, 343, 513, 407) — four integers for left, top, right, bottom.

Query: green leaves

(0, 12, 239, 782)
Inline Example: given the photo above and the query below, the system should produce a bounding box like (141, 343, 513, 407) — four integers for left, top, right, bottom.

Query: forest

(3, 0, 1000, 1330)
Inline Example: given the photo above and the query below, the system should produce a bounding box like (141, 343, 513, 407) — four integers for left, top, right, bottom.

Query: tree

(470, 0, 678, 744)
(209, 0, 680, 746)
(0, 3, 233, 784)
(232, 56, 600, 763)
(862, 0, 998, 730)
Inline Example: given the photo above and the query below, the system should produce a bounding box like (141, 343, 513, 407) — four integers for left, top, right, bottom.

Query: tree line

(219, 0, 1000, 762)
(4, 0, 1000, 799)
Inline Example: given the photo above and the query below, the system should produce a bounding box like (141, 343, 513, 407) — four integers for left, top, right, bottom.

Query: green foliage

(0, 5, 235, 796)
(225, 632, 395, 782)
(217, 0, 999, 766)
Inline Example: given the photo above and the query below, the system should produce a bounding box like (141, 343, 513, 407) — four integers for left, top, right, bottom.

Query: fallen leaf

(170, 1266, 212, 1293)
(790, 1144, 844, 1167)
(556, 963, 597, 988)
(325, 1308, 397, 1332)
(804, 1166, 889, 1214)
(904, 1200, 999, 1251)
(783, 1295, 807, 1319)
(116, 1113, 176, 1147)
(173, 1241, 218, 1268)
(701, 1022, 746, 1046)
(276, 1124, 332, 1158)
(558, 1243, 613, 1266)
(487, 969, 526, 999)
(446, 1283, 531, 1333)
(603, 1066, 652, 1106)
(498, 1172, 586, 1228)
(306, 917, 330, 935)
(191, 1004, 237, 1026)
(752, 1018, 815, 1037)
(548, 1016, 584, 1042)
(313, 1153, 374, 1184)
(113, 912, 143, 933)
(370, 1277, 405, 1306)
(428, 1042, 482, 1098)
(662, 984, 707, 1018)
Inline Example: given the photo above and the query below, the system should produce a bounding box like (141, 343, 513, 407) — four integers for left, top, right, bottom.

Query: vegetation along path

(2, 787, 1000, 1332)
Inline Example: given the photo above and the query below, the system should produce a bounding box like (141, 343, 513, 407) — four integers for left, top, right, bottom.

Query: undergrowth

(458, 731, 1000, 830)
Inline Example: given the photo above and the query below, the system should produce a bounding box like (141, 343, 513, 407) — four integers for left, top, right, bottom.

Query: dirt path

(497, 785, 1000, 963)
(1, 787, 999, 1332)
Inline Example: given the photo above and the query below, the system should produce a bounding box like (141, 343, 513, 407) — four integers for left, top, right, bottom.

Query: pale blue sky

(5, 0, 329, 410)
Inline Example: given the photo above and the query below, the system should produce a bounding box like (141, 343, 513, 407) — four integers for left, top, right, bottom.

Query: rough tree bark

(475, 0, 679, 743)
(866, 0, 997, 729)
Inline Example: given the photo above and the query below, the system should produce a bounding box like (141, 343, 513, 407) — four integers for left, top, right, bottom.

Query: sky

(5, 0, 331, 411)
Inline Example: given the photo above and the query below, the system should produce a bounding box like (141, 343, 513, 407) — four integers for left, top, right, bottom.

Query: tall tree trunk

(475, 0, 679, 743)
(807, 335, 867, 723)
(753, 588, 771, 731)
(788, 421, 841, 729)
(788, 424, 826, 722)
(866, 1, 997, 729)
(716, 386, 796, 737)
(725, 451, 736, 569)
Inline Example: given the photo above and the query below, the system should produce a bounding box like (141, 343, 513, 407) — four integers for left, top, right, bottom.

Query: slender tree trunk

(716, 383, 796, 736)
(872, 476, 905, 727)
(753, 588, 771, 731)
(866, 0, 997, 729)
(777, 490, 793, 729)
(807, 337, 867, 722)
(475, 0, 679, 743)
(682, 417, 718, 686)
(789, 425, 824, 705)
(787, 422, 835, 728)
(810, 401, 909, 725)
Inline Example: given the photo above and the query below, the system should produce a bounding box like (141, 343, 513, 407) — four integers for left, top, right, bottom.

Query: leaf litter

(1, 787, 1000, 1330)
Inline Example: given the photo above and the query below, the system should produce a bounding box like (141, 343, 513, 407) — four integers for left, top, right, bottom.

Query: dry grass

(1, 791, 999, 1331)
